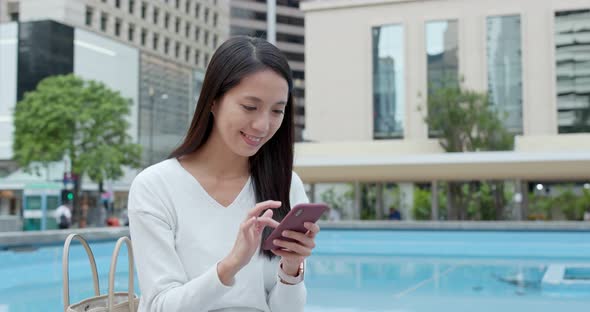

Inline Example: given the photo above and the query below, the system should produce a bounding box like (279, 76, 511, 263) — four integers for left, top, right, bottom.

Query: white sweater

(128, 158, 309, 312)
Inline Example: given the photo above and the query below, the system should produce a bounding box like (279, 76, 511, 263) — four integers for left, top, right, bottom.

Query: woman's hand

(218, 200, 281, 285)
(271, 222, 321, 276)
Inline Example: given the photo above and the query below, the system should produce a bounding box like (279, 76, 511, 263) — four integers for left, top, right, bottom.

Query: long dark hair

(169, 36, 294, 259)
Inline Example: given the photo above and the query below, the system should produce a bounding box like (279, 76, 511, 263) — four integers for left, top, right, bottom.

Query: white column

(431, 180, 439, 220)
(266, 0, 276, 44)
(376, 183, 384, 219)
(399, 183, 414, 220)
(354, 181, 361, 220)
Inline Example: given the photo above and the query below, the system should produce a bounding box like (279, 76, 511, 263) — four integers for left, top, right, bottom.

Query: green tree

(412, 186, 448, 220)
(423, 86, 514, 220)
(13, 74, 142, 222)
(319, 184, 354, 219)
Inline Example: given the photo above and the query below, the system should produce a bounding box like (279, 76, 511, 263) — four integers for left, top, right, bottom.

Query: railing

(0, 215, 22, 232)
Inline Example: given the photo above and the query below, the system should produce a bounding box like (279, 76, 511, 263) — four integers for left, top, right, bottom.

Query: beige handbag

(62, 234, 140, 312)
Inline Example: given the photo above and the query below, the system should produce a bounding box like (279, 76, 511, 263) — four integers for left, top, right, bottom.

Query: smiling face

(210, 69, 289, 158)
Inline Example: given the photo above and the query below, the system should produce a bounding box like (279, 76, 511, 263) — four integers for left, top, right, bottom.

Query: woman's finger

(247, 200, 281, 219)
(304, 222, 321, 238)
(261, 209, 273, 219)
(255, 216, 280, 229)
(273, 239, 311, 256)
(271, 248, 298, 258)
(240, 216, 256, 232)
(282, 230, 315, 249)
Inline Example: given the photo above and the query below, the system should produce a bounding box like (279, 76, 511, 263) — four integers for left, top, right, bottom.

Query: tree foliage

(424, 85, 515, 219)
(13, 74, 142, 217)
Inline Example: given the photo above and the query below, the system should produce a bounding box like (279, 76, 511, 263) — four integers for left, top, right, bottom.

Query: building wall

(302, 0, 590, 142)
(0, 23, 18, 160)
(139, 52, 193, 165)
(12, 0, 230, 70)
(1, 0, 225, 165)
(230, 0, 306, 140)
(73, 28, 139, 142)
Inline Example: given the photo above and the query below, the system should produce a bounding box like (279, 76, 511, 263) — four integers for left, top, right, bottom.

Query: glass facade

(426, 20, 458, 137)
(426, 20, 459, 93)
(17, 21, 74, 101)
(555, 9, 590, 133)
(487, 15, 523, 133)
(372, 24, 405, 139)
(140, 54, 193, 165)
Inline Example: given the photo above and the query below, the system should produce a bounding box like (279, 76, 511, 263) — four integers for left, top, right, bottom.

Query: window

(213, 12, 218, 27)
(153, 7, 159, 24)
(487, 15, 523, 133)
(426, 20, 459, 94)
(185, 22, 191, 38)
(164, 38, 170, 54)
(115, 18, 122, 36)
(195, 26, 200, 41)
(277, 14, 304, 26)
(555, 10, 590, 133)
(372, 24, 405, 139)
(141, 2, 147, 19)
(195, 3, 200, 18)
(213, 34, 218, 48)
(204, 8, 209, 23)
(185, 46, 190, 62)
(204, 53, 210, 66)
(129, 0, 135, 14)
(153, 33, 159, 50)
(164, 12, 170, 28)
(276, 33, 303, 44)
(231, 7, 265, 21)
(426, 20, 459, 137)
(128, 24, 135, 41)
(231, 26, 266, 39)
(175, 17, 180, 33)
(283, 51, 304, 62)
(100, 12, 108, 32)
(85, 6, 93, 26)
(277, 0, 299, 9)
(204, 30, 209, 46)
(195, 50, 200, 66)
(10, 12, 19, 21)
(293, 70, 304, 80)
(175, 42, 180, 58)
(141, 28, 147, 46)
(115, 0, 121, 8)
(175, 0, 180, 9)
(185, 0, 191, 14)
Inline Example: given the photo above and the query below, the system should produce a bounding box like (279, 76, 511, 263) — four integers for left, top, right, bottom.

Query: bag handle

(62, 233, 100, 312)
(108, 236, 136, 312)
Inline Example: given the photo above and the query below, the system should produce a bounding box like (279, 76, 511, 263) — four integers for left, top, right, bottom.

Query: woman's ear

(210, 101, 217, 117)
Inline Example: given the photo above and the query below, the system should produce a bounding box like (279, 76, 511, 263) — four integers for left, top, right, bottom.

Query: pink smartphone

(262, 203, 328, 250)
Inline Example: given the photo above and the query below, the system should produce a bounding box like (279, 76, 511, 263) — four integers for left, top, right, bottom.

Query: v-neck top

(173, 158, 252, 210)
(128, 158, 309, 312)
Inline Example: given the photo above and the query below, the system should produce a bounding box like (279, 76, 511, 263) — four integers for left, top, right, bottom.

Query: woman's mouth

(240, 131, 263, 146)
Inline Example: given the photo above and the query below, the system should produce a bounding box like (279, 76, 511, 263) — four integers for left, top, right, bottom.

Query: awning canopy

(294, 141, 590, 182)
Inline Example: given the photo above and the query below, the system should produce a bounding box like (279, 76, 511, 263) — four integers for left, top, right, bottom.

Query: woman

(128, 36, 319, 312)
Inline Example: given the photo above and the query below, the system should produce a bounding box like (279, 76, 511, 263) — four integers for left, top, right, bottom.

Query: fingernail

(282, 231, 289, 237)
(273, 239, 279, 244)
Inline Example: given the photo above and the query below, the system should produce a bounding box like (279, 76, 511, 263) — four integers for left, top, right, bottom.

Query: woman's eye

(241, 105, 256, 111)
(273, 110, 285, 115)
